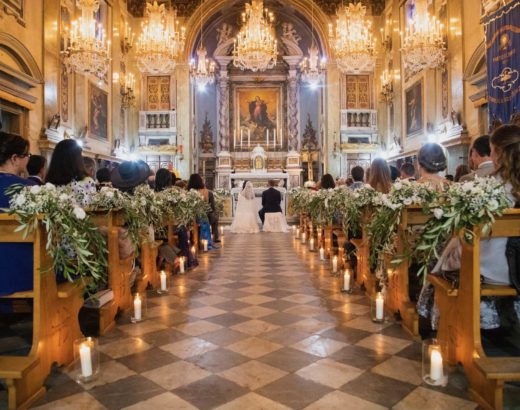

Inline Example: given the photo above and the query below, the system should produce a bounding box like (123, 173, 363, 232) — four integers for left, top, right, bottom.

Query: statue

(216, 23, 234, 46)
(281, 22, 301, 44)
(199, 113, 214, 153)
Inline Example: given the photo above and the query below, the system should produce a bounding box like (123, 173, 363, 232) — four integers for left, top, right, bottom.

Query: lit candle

(309, 237, 314, 251)
(79, 341, 93, 378)
(301, 232, 306, 244)
(273, 129, 276, 150)
(332, 256, 338, 273)
(266, 129, 269, 147)
(220, 226, 224, 237)
(248, 128, 251, 148)
(375, 292, 384, 321)
(179, 256, 185, 274)
(292, 226, 296, 236)
(134, 293, 142, 321)
(296, 228, 300, 238)
(160, 270, 167, 291)
(280, 128, 283, 147)
(191, 245, 196, 257)
(202, 239, 208, 252)
(240, 129, 243, 148)
(319, 247, 325, 260)
(343, 269, 351, 291)
(430, 348, 444, 381)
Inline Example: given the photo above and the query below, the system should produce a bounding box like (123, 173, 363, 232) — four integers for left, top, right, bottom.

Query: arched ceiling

(126, 0, 385, 18)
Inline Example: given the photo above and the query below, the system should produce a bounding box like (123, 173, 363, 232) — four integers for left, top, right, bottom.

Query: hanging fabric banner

(484, 0, 520, 125)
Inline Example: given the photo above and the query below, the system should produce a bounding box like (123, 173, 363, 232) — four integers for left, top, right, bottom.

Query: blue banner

(484, 1, 520, 125)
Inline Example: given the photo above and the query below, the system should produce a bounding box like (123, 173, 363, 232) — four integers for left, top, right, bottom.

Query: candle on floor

(375, 292, 384, 321)
(430, 348, 444, 382)
(179, 256, 185, 274)
(202, 239, 208, 252)
(309, 237, 315, 251)
(220, 226, 224, 237)
(160, 270, 167, 291)
(301, 232, 306, 244)
(191, 245, 196, 257)
(296, 228, 300, 238)
(319, 247, 325, 260)
(332, 255, 338, 273)
(79, 341, 93, 378)
(134, 293, 142, 321)
(343, 269, 351, 291)
(292, 226, 296, 236)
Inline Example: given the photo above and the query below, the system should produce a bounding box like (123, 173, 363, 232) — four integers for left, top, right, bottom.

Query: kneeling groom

(259, 180, 282, 225)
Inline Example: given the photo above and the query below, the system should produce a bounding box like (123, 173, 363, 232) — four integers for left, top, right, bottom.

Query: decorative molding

(1, 0, 25, 26)
(314, 0, 384, 16)
(0, 32, 44, 83)
(127, 0, 198, 17)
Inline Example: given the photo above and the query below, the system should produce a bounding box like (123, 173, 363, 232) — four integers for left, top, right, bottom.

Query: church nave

(27, 232, 485, 410)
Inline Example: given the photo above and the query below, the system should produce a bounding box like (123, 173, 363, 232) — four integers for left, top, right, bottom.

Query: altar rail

(340, 109, 377, 134)
(139, 111, 177, 133)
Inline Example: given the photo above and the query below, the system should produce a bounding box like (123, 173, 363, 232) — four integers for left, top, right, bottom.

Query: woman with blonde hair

(368, 158, 392, 193)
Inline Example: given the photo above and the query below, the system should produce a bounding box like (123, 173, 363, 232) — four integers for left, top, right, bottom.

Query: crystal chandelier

(300, 2, 325, 86)
(233, 0, 278, 72)
(328, 3, 376, 74)
(62, 0, 110, 80)
(401, 2, 445, 73)
(135, 1, 186, 74)
(190, 0, 216, 90)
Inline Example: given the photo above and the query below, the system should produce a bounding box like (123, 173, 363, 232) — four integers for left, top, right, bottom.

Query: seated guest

(461, 135, 494, 182)
(110, 160, 150, 194)
(96, 167, 112, 189)
(0, 131, 35, 296)
(368, 158, 392, 193)
(416, 143, 449, 190)
(400, 162, 416, 181)
(26, 154, 46, 185)
(320, 173, 336, 189)
(454, 164, 470, 182)
(445, 174, 454, 182)
(188, 174, 219, 250)
(83, 156, 97, 179)
(46, 140, 96, 205)
(346, 177, 353, 187)
(350, 166, 365, 190)
(390, 165, 400, 182)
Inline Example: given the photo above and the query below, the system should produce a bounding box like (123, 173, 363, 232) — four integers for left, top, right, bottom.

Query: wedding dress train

(230, 182, 260, 234)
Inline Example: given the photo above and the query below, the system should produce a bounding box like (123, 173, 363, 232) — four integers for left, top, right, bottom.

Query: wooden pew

(88, 210, 134, 334)
(429, 210, 520, 410)
(386, 206, 430, 337)
(135, 238, 160, 293)
(0, 215, 84, 410)
(351, 210, 375, 295)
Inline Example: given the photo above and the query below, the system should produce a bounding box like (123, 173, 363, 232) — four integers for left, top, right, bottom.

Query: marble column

(217, 72, 230, 153)
(287, 70, 299, 152)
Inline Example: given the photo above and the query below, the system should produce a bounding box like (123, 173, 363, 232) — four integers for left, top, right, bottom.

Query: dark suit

(27, 176, 44, 185)
(259, 187, 282, 224)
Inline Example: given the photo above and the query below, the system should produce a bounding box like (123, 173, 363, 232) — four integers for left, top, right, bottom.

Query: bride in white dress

(230, 181, 260, 233)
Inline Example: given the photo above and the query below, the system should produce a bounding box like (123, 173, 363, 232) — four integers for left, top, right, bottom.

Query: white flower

(105, 190, 114, 198)
(44, 182, 56, 190)
(30, 185, 41, 194)
(73, 207, 86, 220)
(403, 198, 412, 206)
(488, 199, 499, 211)
(59, 193, 70, 202)
(433, 208, 444, 219)
(461, 182, 473, 192)
(394, 182, 402, 190)
(14, 195, 26, 207)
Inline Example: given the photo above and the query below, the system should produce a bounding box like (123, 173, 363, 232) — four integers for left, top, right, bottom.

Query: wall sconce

(332, 133, 339, 158)
(120, 73, 136, 109)
(380, 26, 392, 51)
(121, 22, 134, 55)
(380, 69, 394, 103)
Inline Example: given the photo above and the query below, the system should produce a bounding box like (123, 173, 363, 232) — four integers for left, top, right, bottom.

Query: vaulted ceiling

(125, 0, 385, 18)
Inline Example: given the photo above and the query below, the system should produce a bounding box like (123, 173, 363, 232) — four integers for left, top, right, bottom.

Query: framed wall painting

(88, 82, 108, 141)
(405, 79, 424, 137)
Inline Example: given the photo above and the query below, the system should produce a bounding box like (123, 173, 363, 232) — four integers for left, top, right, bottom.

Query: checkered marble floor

(23, 231, 498, 409)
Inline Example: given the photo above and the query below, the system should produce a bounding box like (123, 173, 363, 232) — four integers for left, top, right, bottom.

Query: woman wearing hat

(110, 160, 151, 193)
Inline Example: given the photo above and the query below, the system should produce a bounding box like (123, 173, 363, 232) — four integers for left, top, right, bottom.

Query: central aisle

(33, 232, 479, 410)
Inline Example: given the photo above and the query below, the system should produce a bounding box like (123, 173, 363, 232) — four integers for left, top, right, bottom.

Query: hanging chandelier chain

(190, 0, 216, 89)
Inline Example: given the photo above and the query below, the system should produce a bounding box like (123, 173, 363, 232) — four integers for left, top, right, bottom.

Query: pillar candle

(301, 232, 306, 244)
(292, 226, 296, 236)
(375, 292, 384, 320)
(280, 128, 283, 147)
(248, 129, 251, 148)
(179, 256, 185, 274)
(343, 269, 351, 291)
(266, 129, 269, 146)
(273, 129, 276, 150)
(134, 293, 142, 320)
(319, 247, 325, 260)
(296, 228, 300, 238)
(240, 129, 243, 148)
(309, 237, 314, 251)
(191, 245, 196, 257)
(202, 239, 208, 252)
(79, 342, 93, 378)
(160, 270, 167, 291)
(220, 226, 224, 236)
(332, 255, 338, 273)
(430, 349, 444, 381)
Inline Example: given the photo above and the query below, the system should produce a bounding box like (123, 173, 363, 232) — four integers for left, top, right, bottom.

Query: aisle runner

(30, 232, 479, 410)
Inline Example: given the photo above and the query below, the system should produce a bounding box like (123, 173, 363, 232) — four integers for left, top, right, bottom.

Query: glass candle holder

(296, 227, 301, 239)
(422, 339, 448, 386)
(319, 247, 325, 260)
(178, 256, 186, 274)
(341, 268, 353, 293)
(301, 232, 306, 244)
(202, 239, 208, 252)
(219, 226, 224, 237)
(157, 270, 169, 294)
(309, 237, 315, 251)
(72, 337, 100, 384)
(371, 291, 386, 323)
(292, 225, 296, 236)
(331, 255, 338, 275)
(131, 292, 147, 323)
(191, 245, 197, 258)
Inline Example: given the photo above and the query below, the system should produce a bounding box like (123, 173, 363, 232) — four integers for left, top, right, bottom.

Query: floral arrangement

(409, 176, 512, 281)
(367, 180, 438, 269)
(290, 187, 316, 216)
(307, 188, 351, 225)
(157, 188, 210, 228)
(6, 183, 107, 293)
(213, 189, 229, 217)
(89, 186, 129, 210)
(339, 185, 377, 236)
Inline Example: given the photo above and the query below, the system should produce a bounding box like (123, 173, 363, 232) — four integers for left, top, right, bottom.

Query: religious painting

(235, 87, 281, 147)
(405, 79, 424, 137)
(88, 82, 108, 141)
(147, 76, 171, 110)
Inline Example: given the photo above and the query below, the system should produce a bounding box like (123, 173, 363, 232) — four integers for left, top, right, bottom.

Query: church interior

(1, 0, 520, 409)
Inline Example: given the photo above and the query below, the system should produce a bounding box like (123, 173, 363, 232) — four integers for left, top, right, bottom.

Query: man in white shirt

(460, 135, 494, 181)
